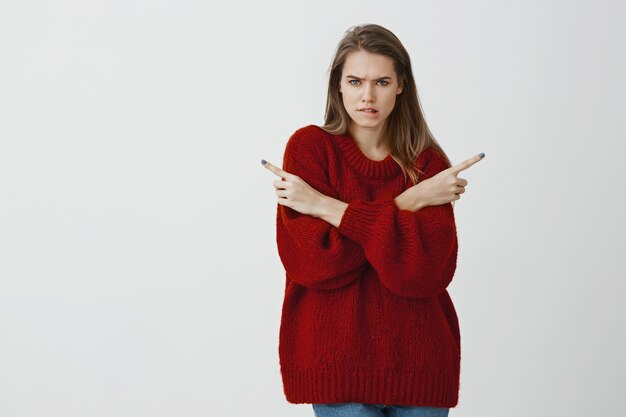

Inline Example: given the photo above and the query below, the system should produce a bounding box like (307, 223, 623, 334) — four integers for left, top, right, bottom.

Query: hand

(419, 153, 484, 207)
(262, 160, 328, 218)
(395, 153, 484, 211)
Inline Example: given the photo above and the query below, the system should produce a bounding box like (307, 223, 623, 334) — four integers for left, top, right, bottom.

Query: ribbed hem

(281, 367, 459, 407)
(337, 198, 395, 245)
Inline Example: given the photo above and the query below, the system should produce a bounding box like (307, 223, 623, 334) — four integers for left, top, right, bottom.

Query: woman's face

(339, 50, 403, 132)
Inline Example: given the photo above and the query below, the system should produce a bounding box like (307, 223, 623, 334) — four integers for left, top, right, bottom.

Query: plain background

(1, 0, 625, 416)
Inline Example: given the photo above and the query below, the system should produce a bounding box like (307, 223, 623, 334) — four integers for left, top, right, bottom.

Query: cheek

(342, 93, 357, 108)
(385, 95, 398, 109)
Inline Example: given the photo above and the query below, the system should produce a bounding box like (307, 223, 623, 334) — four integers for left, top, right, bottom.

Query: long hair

(321, 23, 451, 185)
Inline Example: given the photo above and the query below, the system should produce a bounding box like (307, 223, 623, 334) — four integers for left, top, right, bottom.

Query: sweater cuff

(337, 198, 396, 245)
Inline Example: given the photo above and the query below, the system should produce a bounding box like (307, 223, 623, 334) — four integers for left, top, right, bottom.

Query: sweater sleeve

(336, 152, 459, 298)
(275, 127, 368, 290)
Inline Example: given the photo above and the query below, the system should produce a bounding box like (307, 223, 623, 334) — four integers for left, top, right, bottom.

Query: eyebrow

(345, 75, 392, 80)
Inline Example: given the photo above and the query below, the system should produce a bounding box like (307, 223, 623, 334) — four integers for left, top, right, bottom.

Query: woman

(262, 23, 484, 417)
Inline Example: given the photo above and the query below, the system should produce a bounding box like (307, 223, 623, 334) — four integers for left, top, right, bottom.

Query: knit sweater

(275, 124, 460, 407)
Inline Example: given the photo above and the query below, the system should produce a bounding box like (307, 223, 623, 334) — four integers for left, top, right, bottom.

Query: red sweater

(275, 124, 461, 407)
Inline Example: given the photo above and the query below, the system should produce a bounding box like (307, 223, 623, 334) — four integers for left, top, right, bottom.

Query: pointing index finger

(262, 160, 294, 180)
(449, 153, 485, 175)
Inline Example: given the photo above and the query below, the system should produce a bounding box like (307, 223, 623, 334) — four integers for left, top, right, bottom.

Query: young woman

(262, 23, 484, 417)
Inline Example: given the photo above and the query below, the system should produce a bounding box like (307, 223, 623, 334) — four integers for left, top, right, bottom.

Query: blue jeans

(312, 403, 449, 417)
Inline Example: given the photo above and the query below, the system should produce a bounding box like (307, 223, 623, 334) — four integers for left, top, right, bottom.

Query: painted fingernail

(479, 153, 485, 158)
(261, 159, 267, 165)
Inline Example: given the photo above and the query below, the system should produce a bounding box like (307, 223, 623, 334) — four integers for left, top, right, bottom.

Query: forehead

(342, 50, 395, 78)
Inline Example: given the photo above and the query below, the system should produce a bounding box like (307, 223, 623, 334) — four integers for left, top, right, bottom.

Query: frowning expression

(339, 50, 403, 130)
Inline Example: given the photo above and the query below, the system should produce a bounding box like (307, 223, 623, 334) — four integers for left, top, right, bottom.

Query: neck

(348, 122, 388, 157)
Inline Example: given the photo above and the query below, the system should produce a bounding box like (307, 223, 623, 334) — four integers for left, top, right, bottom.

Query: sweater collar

(335, 131, 401, 179)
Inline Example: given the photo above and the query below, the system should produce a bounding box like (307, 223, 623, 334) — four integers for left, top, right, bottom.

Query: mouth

(359, 108, 378, 113)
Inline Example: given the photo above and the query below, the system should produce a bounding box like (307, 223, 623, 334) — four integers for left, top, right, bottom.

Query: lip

(359, 108, 379, 117)
(359, 107, 378, 112)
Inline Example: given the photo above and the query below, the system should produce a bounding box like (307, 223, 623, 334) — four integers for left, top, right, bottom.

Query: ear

(397, 83, 403, 95)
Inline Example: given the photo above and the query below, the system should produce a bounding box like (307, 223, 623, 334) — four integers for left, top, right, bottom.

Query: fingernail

(479, 153, 485, 158)
(261, 159, 267, 165)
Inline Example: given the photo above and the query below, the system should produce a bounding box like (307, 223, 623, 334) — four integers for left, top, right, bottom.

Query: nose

(361, 82, 374, 103)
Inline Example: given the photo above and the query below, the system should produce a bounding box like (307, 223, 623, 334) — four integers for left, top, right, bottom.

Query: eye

(348, 79, 390, 86)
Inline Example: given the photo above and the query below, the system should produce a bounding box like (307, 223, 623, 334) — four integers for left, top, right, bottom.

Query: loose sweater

(275, 124, 460, 407)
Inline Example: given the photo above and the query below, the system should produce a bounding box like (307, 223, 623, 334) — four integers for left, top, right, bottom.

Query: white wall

(1, 1, 624, 416)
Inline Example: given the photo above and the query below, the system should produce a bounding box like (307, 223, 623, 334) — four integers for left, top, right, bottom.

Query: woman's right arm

(334, 150, 460, 298)
(275, 128, 368, 290)
(394, 185, 429, 212)
(394, 156, 465, 212)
